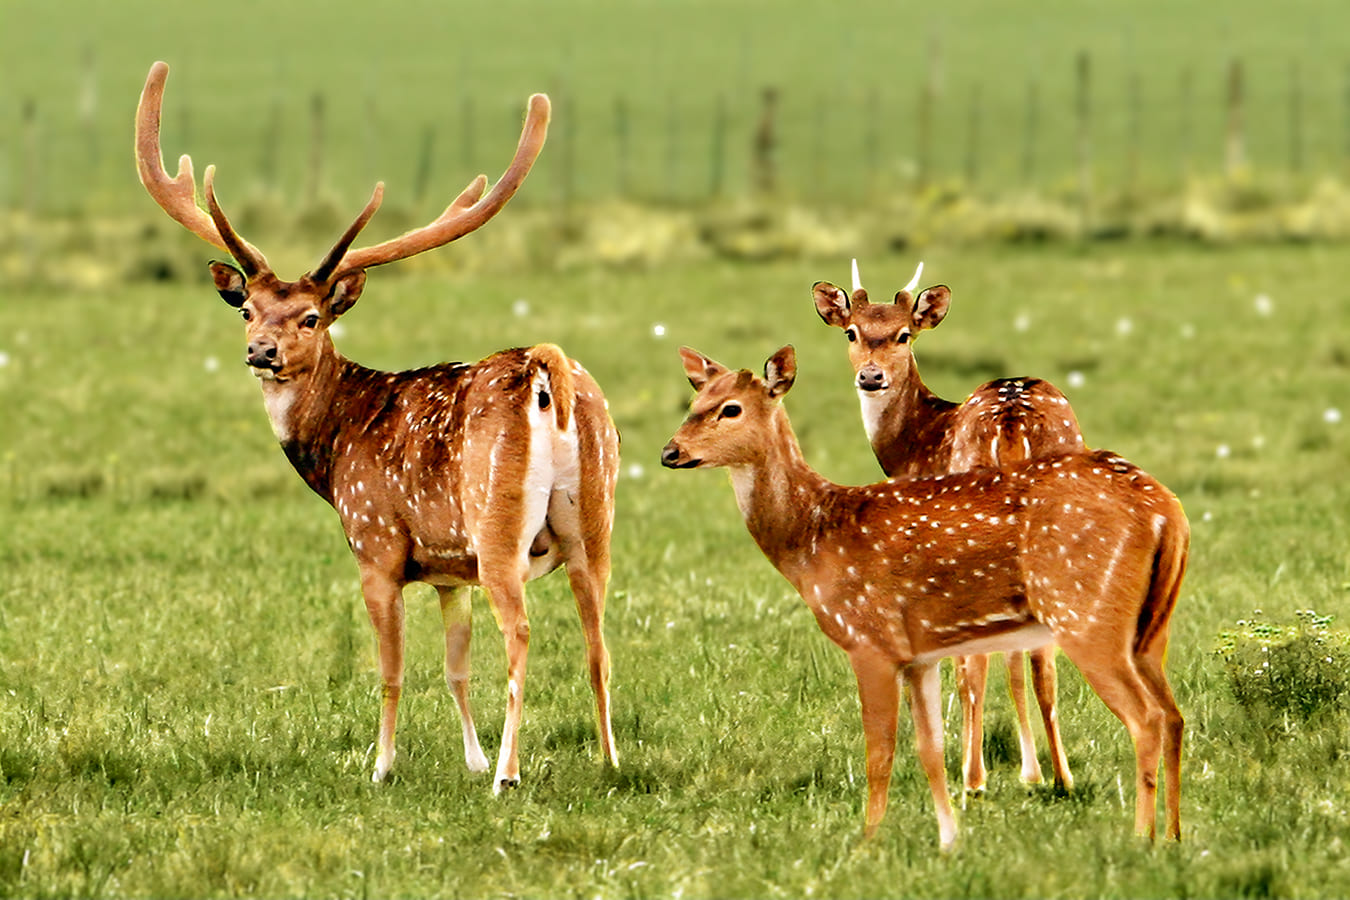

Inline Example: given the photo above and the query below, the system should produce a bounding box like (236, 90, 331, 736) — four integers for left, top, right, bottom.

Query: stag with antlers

(135, 61, 619, 791)
(662, 345, 1187, 849)
(813, 261, 1085, 796)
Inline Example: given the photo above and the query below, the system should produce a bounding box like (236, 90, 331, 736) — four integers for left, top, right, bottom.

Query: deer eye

(301, 313, 320, 329)
(845, 327, 858, 343)
(240, 308, 253, 322)
(898, 332, 911, 344)
(719, 403, 742, 419)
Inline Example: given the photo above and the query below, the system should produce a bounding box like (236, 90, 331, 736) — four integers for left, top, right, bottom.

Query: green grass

(3, 241, 1350, 897)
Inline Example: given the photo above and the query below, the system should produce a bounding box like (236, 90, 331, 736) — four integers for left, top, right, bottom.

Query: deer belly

(912, 620, 1053, 665)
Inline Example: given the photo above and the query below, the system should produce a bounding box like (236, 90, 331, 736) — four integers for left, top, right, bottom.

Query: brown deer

(814, 260, 1084, 796)
(661, 345, 1186, 849)
(134, 61, 619, 792)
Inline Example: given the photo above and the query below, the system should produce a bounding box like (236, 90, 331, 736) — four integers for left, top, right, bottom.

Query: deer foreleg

(850, 650, 901, 840)
(907, 661, 958, 850)
(438, 585, 489, 773)
(360, 567, 406, 783)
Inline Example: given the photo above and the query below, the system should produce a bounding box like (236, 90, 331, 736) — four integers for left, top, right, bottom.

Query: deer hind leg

(1059, 638, 1164, 839)
(1003, 650, 1045, 785)
(1029, 645, 1073, 790)
(477, 555, 531, 794)
(907, 661, 959, 850)
(359, 567, 406, 783)
(1136, 638, 1183, 841)
(956, 654, 989, 794)
(437, 585, 489, 773)
(563, 542, 618, 769)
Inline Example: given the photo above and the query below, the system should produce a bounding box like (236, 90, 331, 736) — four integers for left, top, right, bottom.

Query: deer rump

(307, 343, 596, 588)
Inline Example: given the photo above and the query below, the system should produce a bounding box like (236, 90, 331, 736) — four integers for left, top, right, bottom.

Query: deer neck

(728, 408, 832, 580)
(861, 359, 958, 478)
(257, 335, 352, 502)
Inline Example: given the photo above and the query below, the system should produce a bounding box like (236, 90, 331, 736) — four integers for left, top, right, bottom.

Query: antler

(334, 93, 550, 273)
(135, 61, 270, 274)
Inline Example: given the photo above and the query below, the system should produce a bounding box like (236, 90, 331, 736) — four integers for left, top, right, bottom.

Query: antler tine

(309, 183, 386, 285)
(337, 93, 551, 273)
(204, 166, 270, 278)
(136, 61, 269, 273)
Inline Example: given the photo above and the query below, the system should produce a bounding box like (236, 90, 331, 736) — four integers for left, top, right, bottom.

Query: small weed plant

(1216, 608, 1350, 723)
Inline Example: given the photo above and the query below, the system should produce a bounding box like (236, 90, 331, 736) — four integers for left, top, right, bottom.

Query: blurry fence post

(752, 86, 778, 197)
(79, 45, 99, 173)
(1125, 68, 1141, 203)
(1289, 60, 1304, 174)
(709, 93, 727, 199)
(413, 125, 435, 207)
(306, 93, 325, 205)
(1075, 50, 1093, 232)
(22, 98, 40, 276)
(863, 84, 880, 195)
(1179, 65, 1194, 181)
(1226, 57, 1247, 177)
(667, 90, 683, 201)
(964, 83, 982, 187)
(460, 95, 476, 179)
(1022, 76, 1040, 186)
(614, 95, 630, 198)
(916, 57, 937, 192)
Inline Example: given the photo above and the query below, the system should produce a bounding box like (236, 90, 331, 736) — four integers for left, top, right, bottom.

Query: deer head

(662, 345, 797, 470)
(135, 60, 549, 382)
(813, 260, 951, 395)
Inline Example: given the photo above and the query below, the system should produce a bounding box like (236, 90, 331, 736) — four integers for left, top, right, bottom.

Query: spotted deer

(135, 61, 619, 792)
(814, 260, 1085, 796)
(661, 345, 1187, 849)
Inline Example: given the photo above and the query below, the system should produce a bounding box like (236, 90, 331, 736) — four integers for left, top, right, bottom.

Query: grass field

(3, 1, 1350, 897)
(3, 242, 1350, 897)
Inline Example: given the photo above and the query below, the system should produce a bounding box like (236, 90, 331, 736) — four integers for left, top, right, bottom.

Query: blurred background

(4, 0, 1350, 285)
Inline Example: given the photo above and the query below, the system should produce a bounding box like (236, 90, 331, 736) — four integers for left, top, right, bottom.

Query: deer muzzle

(856, 364, 888, 392)
(660, 440, 700, 469)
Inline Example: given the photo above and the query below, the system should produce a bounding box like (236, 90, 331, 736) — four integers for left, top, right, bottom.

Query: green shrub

(1216, 609, 1350, 722)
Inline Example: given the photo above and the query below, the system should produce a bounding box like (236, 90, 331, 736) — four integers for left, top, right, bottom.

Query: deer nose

(660, 442, 683, 467)
(856, 365, 888, 392)
(246, 339, 279, 369)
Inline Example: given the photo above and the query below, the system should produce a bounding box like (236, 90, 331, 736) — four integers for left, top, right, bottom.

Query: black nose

(660, 442, 682, 467)
(857, 366, 887, 392)
(246, 339, 279, 369)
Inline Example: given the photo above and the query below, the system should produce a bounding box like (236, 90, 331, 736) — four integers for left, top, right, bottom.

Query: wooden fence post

(1226, 57, 1247, 177)
(1075, 50, 1093, 230)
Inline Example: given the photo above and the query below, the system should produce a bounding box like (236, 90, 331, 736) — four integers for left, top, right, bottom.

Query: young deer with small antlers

(135, 61, 620, 792)
(661, 345, 1186, 849)
(814, 261, 1084, 796)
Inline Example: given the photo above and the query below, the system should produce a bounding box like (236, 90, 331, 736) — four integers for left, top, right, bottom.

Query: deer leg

(1136, 643, 1184, 841)
(479, 562, 530, 794)
(1060, 640, 1163, 839)
(359, 567, 405, 783)
(849, 650, 901, 840)
(565, 559, 618, 767)
(437, 585, 489, 773)
(1004, 650, 1044, 785)
(907, 661, 958, 850)
(956, 654, 989, 794)
(1029, 645, 1073, 790)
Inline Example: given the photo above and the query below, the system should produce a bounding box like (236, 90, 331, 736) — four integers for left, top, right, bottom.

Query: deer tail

(526, 343, 575, 432)
(1135, 497, 1190, 657)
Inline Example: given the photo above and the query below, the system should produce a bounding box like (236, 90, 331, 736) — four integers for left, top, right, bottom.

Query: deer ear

(209, 261, 247, 308)
(679, 346, 730, 390)
(812, 281, 852, 327)
(764, 345, 797, 398)
(911, 285, 952, 332)
(328, 269, 367, 317)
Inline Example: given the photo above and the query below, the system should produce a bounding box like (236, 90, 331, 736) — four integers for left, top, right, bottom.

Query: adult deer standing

(814, 260, 1084, 795)
(661, 345, 1186, 849)
(135, 61, 620, 791)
